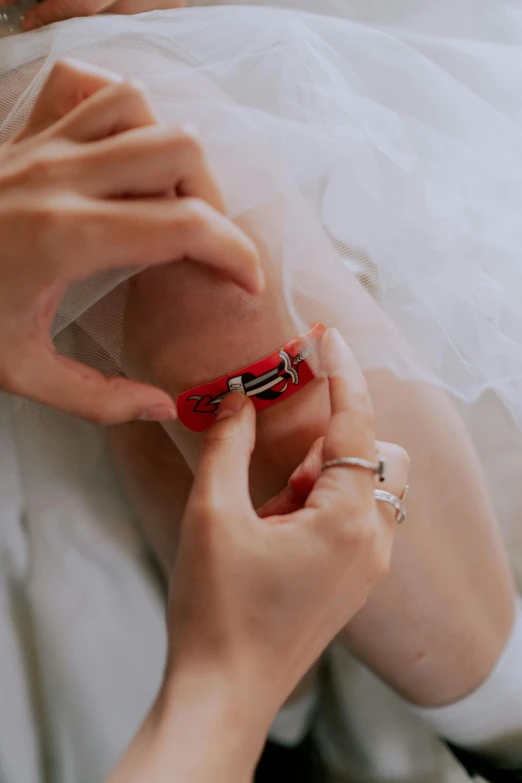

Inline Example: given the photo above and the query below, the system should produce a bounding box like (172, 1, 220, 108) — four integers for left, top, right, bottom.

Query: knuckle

(179, 198, 212, 236)
(190, 494, 227, 527)
(29, 197, 69, 254)
(26, 141, 77, 188)
(114, 80, 156, 118)
(355, 402, 376, 429)
(47, 60, 70, 82)
(204, 421, 239, 450)
(371, 541, 392, 582)
(170, 126, 204, 159)
(118, 79, 147, 102)
(359, 517, 379, 548)
(27, 149, 61, 184)
(334, 504, 374, 550)
(346, 508, 377, 546)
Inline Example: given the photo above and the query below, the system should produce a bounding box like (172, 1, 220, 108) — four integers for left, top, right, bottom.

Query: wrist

(153, 661, 272, 781)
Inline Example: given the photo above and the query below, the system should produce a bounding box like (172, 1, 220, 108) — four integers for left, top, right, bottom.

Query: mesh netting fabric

(1, 0, 522, 423)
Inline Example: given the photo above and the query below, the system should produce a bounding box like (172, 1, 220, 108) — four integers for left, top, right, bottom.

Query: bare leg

(116, 190, 517, 710)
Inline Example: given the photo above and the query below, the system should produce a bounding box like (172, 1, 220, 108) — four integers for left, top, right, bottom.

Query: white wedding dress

(1, 2, 522, 781)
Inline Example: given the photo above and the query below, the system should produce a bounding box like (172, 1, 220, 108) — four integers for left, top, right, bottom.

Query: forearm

(107, 421, 192, 572)
(107, 667, 267, 783)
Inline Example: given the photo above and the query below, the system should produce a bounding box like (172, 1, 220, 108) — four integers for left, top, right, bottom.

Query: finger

(51, 80, 159, 142)
(257, 437, 324, 517)
(23, 0, 111, 30)
(16, 59, 121, 141)
(80, 125, 225, 212)
(108, 0, 186, 12)
(287, 438, 409, 500)
(67, 196, 262, 294)
(321, 328, 376, 465)
(314, 329, 375, 481)
(304, 328, 376, 517)
(262, 439, 410, 522)
(257, 485, 303, 519)
(287, 437, 324, 498)
(189, 393, 256, 518)
(374, 440, 410, 527)
(375, 441, 410, 498)
(7, 344, 176, 425)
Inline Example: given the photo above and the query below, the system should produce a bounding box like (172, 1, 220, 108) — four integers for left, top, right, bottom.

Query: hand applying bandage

(107, 328, 409, 783)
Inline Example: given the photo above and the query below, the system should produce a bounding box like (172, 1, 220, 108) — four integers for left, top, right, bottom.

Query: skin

(107, 335, 404, 783)
(0, 59, 260, 424)
(0, 0, 187, 31)
(112, 189, 516, 708)
(7, 0, 516, 714)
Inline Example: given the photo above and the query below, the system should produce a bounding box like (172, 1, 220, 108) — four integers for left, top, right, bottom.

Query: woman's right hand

(165, 329, 409, 730)
(0, 0, 187, 30)
(0, 59, 260, 424)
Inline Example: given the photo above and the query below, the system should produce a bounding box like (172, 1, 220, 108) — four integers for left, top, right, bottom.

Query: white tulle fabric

(1, 3, 522, 783)
(1, 0, 522, 420)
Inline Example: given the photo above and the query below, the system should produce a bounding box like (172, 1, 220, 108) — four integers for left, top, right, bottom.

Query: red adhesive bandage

(176, 323, 327, 432)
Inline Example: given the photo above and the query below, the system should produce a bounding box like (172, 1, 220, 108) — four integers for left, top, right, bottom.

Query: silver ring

(374, 485, 409, 524)
(321, 456, 386, 482)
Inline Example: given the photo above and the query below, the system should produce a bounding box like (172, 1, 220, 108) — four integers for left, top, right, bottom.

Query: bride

(1, 2, 521, 782)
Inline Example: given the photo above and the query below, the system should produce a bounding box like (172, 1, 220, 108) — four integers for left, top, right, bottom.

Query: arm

(107, 671, 260, 783)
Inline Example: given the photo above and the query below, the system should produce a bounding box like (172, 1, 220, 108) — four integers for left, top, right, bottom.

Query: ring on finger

(373, 485, 409, 524)
(321, 456, 386, 482)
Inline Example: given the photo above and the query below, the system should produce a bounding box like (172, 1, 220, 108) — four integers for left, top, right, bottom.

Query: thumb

(10, 345, 176, 425)
(190, 393, 256, 516)
(23, 0, 111, 30)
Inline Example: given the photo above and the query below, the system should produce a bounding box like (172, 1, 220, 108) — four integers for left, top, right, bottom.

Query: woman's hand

(165, 329, 409, 727)
(107, 328, 408, 783)
(0, 59, 260, 424)
(257, 437, 407, 520)
(0, 0, 186, 31)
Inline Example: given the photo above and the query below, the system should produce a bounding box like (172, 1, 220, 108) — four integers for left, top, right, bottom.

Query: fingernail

(137, 404, 177, 422)
(215, 392, 247, 421)
(322, 327, 349, 374)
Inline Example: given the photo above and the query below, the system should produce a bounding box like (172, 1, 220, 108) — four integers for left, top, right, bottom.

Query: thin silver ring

(374, 485, 409, 524)
(321, 456, 386, 482)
